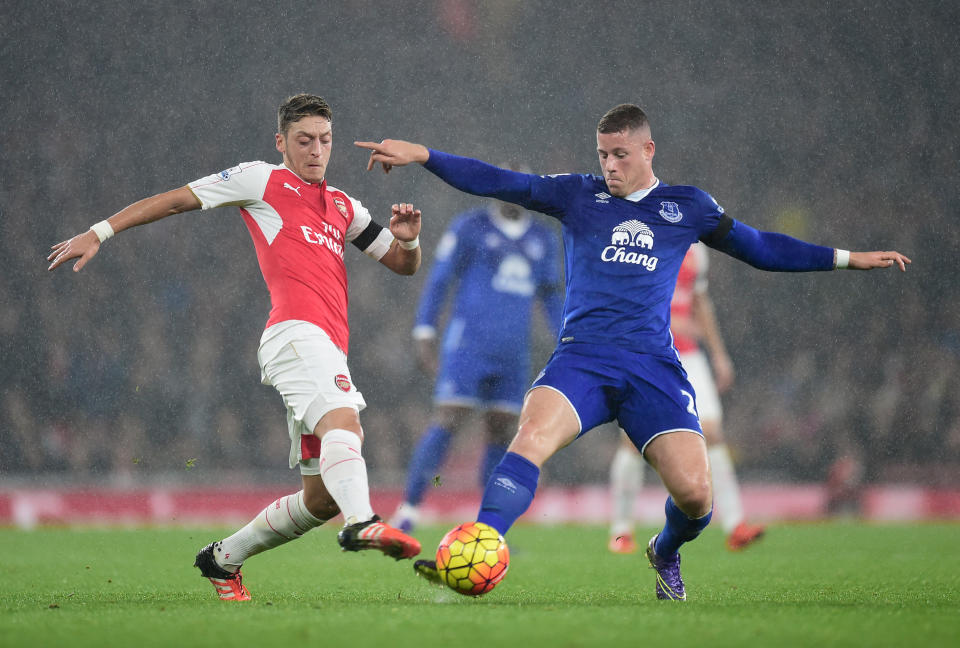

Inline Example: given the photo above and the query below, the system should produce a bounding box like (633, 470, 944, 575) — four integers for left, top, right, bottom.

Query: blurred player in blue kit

(357, 104, 910, 600)
(391, 198, 562, 532)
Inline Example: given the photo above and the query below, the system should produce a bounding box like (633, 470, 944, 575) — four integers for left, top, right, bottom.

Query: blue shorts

(531, 342, 702, 453)
(434, 351, 528, 413)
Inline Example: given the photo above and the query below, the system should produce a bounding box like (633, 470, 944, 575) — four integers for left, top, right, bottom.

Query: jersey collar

(489, 206, 532, 240)
(622, 178, 660, 203)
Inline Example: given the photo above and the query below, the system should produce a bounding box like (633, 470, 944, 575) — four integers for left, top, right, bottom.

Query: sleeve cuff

(412, 325, 437, 340)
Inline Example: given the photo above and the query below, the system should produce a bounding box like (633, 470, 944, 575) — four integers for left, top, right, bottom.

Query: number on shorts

(680, 390, 697, 416)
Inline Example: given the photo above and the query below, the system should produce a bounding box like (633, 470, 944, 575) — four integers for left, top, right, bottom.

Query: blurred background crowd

(2, 1, 957, 495)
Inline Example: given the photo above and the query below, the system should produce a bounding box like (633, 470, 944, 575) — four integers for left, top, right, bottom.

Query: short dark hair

(278, 93, 332, 134)
(597, 104, 649, 134)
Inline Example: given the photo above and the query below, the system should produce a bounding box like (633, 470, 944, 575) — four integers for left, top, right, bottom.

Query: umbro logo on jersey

(601, 219, 659, 271)
(283, 182, 302, 197)
(595, 192, 611, 203)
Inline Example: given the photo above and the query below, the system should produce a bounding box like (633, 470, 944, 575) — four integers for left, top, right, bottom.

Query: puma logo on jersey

(283, 182, 302, 197)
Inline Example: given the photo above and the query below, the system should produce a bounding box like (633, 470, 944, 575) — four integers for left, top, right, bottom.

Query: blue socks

(477, 451, 540, 535)
(479, 442, 508, 489)
(403, 425, 452, 505)
(655, 496, 713, 557)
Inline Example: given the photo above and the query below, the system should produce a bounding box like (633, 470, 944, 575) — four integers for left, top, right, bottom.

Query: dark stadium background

(1, 1, 956, 520)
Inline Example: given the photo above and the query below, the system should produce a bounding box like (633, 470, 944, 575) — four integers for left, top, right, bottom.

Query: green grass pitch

(1, 522, 957, 647)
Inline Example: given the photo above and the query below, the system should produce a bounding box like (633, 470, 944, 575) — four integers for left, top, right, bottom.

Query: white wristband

(90, 220, 115, 243)
(835, 249, 850, 270)
(398, 236, 420, 250)
(412, 325, 437, 340)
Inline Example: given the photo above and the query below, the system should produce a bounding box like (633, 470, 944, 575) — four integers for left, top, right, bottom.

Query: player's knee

(670, 476, 713, 518)
(509, 422, 559, 465)
(315, 408, 364, 442)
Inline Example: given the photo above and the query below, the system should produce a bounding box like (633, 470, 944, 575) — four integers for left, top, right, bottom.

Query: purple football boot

(646, 535, 686, 601)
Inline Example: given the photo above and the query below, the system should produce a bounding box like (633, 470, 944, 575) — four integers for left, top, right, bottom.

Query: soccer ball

(435, 521, 509, 596)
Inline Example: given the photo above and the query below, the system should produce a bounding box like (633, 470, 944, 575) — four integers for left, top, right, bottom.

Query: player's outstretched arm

(354, 140, 431, 174)
(47, 186, 201, 272)
(357, 140, 535, 209)
(706, 219, 912, 274)
(847, 250, 911, 271)
(378, 202, 422, 275)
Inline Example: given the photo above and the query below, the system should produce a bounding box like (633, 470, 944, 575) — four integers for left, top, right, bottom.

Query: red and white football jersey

(670, 243, 709, 354)
(188, 162, 391, 353)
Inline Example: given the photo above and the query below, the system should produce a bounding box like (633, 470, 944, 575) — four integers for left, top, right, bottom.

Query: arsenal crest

(333, 196, 348, 217)
(335, 374, 351, 392)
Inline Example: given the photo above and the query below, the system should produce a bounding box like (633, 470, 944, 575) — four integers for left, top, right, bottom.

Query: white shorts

(258, 320, 366, 475)
(678, 349, 722, 422)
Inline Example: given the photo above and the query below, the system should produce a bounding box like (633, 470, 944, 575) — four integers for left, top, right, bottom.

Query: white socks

(212, 429, 375, 573)
(708, 443, 744, 534)
(215, 490, 326, 572)
(319, 428, 375, 526)
(609, 445, 645, 536)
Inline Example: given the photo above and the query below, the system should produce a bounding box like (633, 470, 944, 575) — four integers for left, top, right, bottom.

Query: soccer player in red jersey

(48, 94, 423, 601)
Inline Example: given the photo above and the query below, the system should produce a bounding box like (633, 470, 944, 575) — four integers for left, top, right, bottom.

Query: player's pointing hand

(355, 140, 430, 173)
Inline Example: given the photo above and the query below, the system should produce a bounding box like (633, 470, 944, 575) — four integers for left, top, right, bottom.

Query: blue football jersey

(415, 207, 562, 361)
(519, 174, 726, 357)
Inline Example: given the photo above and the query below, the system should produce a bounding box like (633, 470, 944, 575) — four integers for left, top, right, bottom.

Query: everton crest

(659, 201, 683, 223)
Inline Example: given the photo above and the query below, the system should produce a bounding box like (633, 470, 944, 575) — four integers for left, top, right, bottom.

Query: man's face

(596, 127, 655, 198)
(276, 116, 332, 184)
(500, 202, 523, 220)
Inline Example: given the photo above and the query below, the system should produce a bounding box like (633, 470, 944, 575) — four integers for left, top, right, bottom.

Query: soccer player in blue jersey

(356, 104, 910, 600)
(390, 200, 562, 532)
